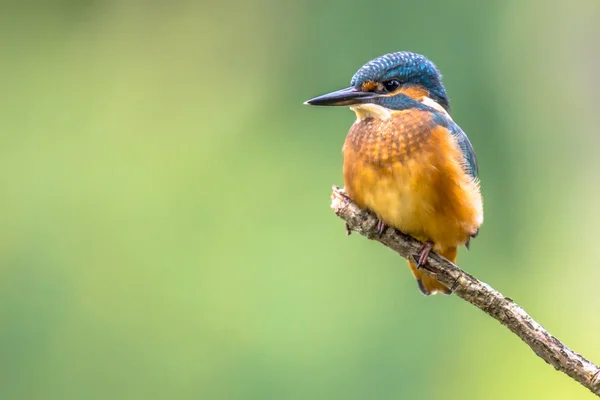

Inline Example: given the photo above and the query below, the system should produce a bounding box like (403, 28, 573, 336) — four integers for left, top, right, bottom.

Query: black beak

(304, 87, 378, 106)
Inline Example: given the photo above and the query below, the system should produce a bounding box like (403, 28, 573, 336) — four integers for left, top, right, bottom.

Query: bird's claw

(416, 241, 433, 269)
(376, 219, 387, 238)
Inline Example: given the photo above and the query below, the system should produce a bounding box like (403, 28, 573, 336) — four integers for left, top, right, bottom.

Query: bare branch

(331, 186, 600, 397)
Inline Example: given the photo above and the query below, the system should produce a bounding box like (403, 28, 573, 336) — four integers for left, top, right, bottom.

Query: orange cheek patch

(399, 85, 430, 100)
(361, 81, 379, 92)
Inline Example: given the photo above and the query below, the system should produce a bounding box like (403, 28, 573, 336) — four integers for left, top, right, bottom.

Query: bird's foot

(416, 241, 434, 269)
(376, 219, 387, 238)
(345, 222, 352, 236)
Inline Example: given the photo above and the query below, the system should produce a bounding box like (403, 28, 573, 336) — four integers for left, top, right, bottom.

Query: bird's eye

(382, 79, 401, 92)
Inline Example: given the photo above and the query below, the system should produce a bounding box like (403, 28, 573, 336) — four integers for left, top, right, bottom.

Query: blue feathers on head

(351, 52, 450, 112)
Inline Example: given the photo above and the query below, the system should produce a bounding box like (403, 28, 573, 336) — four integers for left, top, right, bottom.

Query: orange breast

(343, 109, 482, 252)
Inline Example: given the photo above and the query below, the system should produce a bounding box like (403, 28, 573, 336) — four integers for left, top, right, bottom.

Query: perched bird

(305, 52, 483, 295)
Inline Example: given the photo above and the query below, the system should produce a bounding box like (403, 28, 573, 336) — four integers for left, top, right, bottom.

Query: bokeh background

(1, 0, 599, 399)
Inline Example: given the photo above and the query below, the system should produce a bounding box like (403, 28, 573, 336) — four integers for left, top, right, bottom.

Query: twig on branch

(330, 186, 600, 397)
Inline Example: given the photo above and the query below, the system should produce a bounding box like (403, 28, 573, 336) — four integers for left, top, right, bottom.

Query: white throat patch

(349, 104, 391, 121)
(420, 96, 451, 118)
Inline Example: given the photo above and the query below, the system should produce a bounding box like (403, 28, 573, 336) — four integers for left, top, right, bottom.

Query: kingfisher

(305, 51, 483, 295)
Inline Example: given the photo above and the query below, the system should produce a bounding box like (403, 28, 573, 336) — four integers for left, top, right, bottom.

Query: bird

(305, 51, 483, 295)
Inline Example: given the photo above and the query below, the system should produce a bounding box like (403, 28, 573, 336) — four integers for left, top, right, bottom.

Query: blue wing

(429, 111, 478, 178)
(432, 110, 479, 178)
(447, 121, 478, 179)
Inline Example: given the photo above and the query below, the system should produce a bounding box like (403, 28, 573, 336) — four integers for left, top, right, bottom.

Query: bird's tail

(407, 247, 456, 295)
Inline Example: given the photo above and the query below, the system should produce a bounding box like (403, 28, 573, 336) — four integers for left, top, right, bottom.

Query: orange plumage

(305, 51, 483, 294)
(343, 104, 482, 294)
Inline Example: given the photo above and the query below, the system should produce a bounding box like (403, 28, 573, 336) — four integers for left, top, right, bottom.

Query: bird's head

(305, 52, 450, 116)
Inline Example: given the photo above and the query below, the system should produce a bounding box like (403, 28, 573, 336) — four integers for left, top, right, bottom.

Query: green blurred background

(1, 0, 599, 399)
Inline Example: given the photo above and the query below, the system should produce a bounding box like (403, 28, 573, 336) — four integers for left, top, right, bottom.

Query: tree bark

(330, 186, 600, 397)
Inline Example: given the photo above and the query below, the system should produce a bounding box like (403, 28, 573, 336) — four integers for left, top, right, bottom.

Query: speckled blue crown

(350, 51, 449, 111)
(350, 52, 440, 87)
